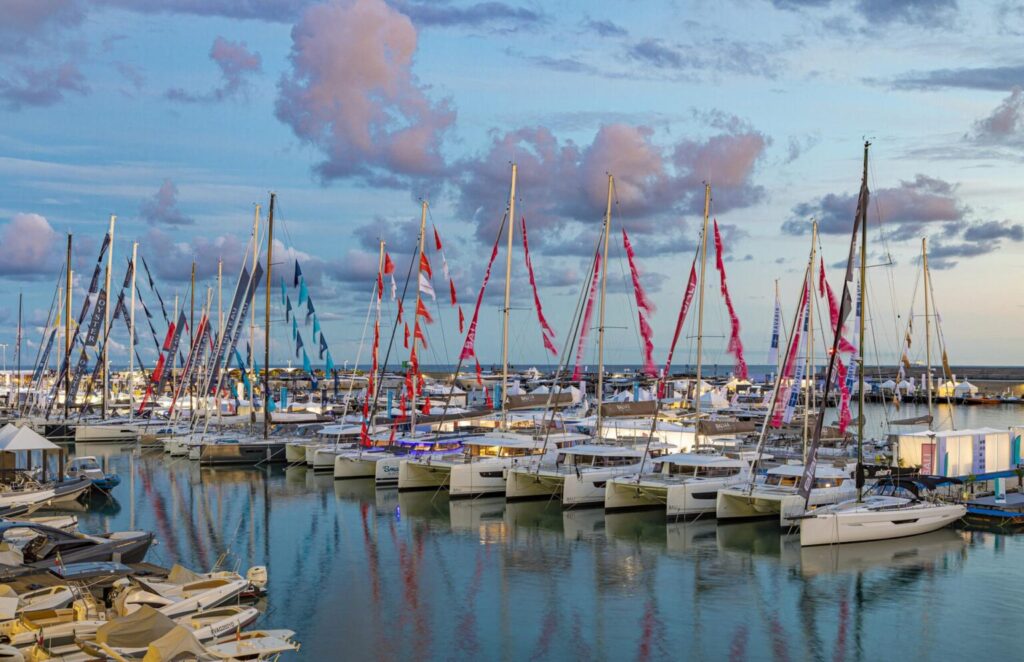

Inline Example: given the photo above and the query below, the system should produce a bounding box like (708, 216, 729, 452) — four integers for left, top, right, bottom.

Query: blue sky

(2, 0, 1023, 372)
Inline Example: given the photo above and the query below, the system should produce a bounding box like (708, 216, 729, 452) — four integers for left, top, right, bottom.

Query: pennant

(377, 271, 384, 301)
(306, 295, 315, 322)
(390, 274, 397, 302)
(292, 316, 298, 341)
(522, 216, 557, 356)
(414, 322, 427, 350)
(416, 298, 433, 324)
(384, 253, 395, 275)
(712, 220, 748, 380)
(326, 351, 335, 373)
(285, 297, 293, 322)
(419, 252, 432, 279)
(294, 260, 303, 288)
(396, 299, 404, 324)
(298, 279, 309, 306)
(296, 332, 304, 359)
(302, 349, 312, 374)
(449, 280, 457, 306)
(319, 332, 328, 359)
(404, 323, 410, 349)
(459, 215, 504, 360)
(474, 357, 483, 386)
(623, 229, 656, 377)
(433, 226, 443, 251)
(313, 314, 321, 339)
(280, 276, 287, 307)
(458, 306, 465, 334)
(572, 249, 602, 381)
(419, 272, 436, 300)
(423, 397, 432, 415)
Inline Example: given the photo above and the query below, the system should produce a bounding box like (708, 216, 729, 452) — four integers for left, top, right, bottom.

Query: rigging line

(925, 259, 959, 430)
(332, 267, 376, 444)
(20, 264, 63, 418)
(864, 274, 893, 432)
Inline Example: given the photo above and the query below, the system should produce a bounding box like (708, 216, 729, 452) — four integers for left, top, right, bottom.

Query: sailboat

(800, 154, 966, 544)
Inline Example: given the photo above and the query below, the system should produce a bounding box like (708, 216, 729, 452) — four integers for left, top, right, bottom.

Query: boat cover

(142, 625, 215, 661)
(96, 605, 176, 646)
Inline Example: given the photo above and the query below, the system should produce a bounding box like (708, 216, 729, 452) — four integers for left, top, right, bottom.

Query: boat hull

(198, 442, 287, 465)
(717, 485, 857, 526)
(800, 503, 966, 546)
(73, 424, 139, 444)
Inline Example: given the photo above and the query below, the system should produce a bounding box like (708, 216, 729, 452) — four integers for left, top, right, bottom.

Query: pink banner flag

(622, 229, 657, 377)
(664, 258, 697, 379)
(459, 226, 503, 361)
(713, 220, 748, 379)
(521, 217, 557, 356)
(572, 249, 602, 381)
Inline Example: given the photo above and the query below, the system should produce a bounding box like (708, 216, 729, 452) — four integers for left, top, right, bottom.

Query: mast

(694, 184, 711, 447)
(263, 193, 275, 440)
(15, 292, 21, 409)
(189, 259, 196, 417)
(922, 237, 934, 420)
(64, 234, 71, 421)
(595, 174, 613, 436)
(102, 215, 115, 420)
(250, 204, 259, 426)
(129, 241, 137, 421)
(856, 142, 869, 502)
(500, 164, 517, 429)
(411, 204, 428, 433)
(803, 220, 817, 462)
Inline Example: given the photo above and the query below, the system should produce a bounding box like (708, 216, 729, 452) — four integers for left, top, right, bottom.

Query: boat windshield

(74, 459, 101, 471)
(656, 463, 742, 478)
(556, 454, 638, 468)
(867, 483, 917, 499)
(764, 473, 800, 487)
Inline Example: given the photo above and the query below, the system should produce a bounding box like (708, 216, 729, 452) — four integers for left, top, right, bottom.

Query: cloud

(768, 0, 958, 27)
(582, 17, 627, 37)
(141, 228, 245, 282)
(93, 0, 310, 22)
(456, 120, 768, 255)
(390, 1, 545, 29)
(0, 213, 62, 278)
(782, 174, 965, 236)
(140, 180, 194, 226)
(115, 62, 145, 93)
(166, 37, 262, 103)
(0, 0, 85, 53)
(785, 134, 820, 163)
(969, 87, 1024, 142)
(962, 220, 1024, 242)
(891, 64, 1024, 91)
(0, 61, 89, 110)
(625, 38, 779, 79)
(275, 0, 456, 185)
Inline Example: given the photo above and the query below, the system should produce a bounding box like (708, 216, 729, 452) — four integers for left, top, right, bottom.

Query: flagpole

(263, 193, 275, 440)
(595, 174, 612, 438)
(102, 215, 115, 421)
(923, 237, 934, 421)
(857, 142, 869, 502)
(250, 203, 259, 427)
(129, 241, 137, 422)
(64, 233, 71, 422)
(15, 292, 21, 410)
(500, 164, 517, 430)
(411, 202, 427, 435)
(694, 184, 711, 447)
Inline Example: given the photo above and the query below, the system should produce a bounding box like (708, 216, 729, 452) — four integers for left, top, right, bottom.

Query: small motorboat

(66, 456, 121, 491)
(0, 522, 153, 576)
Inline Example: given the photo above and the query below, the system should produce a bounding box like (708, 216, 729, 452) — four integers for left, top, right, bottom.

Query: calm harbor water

(62, 403, 1024, 661)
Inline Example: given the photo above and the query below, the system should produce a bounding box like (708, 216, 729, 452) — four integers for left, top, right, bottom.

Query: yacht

(333, 433, 465, 484)
(716, 462, 857, 526)
(604, 453, 753, 519)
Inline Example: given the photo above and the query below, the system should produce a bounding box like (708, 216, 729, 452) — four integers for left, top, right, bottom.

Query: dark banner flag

(156, 310, 187, 394)
(210, 262, 263, 396)
(33, 328, 57, 383)
(203, 265, 251, 396)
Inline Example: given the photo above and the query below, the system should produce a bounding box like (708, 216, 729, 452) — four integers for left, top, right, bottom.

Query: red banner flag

(414, 322, 427, 350)
(416, 298, 433, 324)
(572, 249, 602, 381)
(396, 299, 403, 324)
(433, 226, 443, 251)
(622, 229, 657, 377)
(403, 323, 409, 349)
(664, 258, 697, 380)
(474, 357, 483, 386)
(449, 279, 457, 306)
(460, 224, 502, 360)
(384, 253, 395, 275)
(419, 252, 432, 278)
(521, 217, 557, 356)
(713, 220, 748, 380)
(458, 306, 465, 334)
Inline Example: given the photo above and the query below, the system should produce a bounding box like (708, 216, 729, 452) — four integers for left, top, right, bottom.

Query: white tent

(0, 424, 59, 452)
(954, 380, 978, 397)
(880, 379, 897, 391)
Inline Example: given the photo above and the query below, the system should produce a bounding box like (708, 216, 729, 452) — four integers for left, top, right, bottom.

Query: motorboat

(66, 456, 121, 491)
(716, 462, 857, 526)
(798, 476, 966, 546)
(604, 453, 754, 519)
(73, 419, 140, 444)
(0, 521, 153, 574)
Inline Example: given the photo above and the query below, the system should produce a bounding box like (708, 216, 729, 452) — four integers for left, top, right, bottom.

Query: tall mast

(857, 142, 869, 502)
(694, 184, 711, 446)
(129, 241, 137, 421)
(411, 204, 428, 433)
(64, 234, 71, 421)
(102, 215, 115, 420)
(250, 203, 259, 426)
(922, 237, 933, 420)
(500, 164, 517, 429)
(804, 220, 817, 462)
(189, 259, 196, 417)
(595, 174, 613, 436)
(263, 193, 275, 440)
(15, 292, 21, 407)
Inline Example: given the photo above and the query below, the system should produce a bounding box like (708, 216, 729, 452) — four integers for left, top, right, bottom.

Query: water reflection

(51, 447, 1024, 660)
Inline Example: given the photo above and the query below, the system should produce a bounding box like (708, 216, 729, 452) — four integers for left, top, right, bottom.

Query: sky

(2, 0, 1024, 373)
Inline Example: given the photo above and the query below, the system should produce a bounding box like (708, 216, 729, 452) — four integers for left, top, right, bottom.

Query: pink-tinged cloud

(166, 37, 262, 103)
(457, 120, 768, 254)
(140, 179, 194, 226)
(0, 61, 89, 109)
(275, 0, 456, 183)
(972, 86, 1024, 141)
(0, 213, 62, 278)
(0, 0, 84, 53)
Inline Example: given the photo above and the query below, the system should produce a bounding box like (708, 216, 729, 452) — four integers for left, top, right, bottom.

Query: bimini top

(653, 453, 748, 468)
(767, 463, 850, 478)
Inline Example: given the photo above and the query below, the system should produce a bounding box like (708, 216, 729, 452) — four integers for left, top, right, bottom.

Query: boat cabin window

(764, 474, 799, 487)
(657, 463, 741, 478)
(469, 445, 535, 458)
(73, 458, 101, 471)
(694, 466, 742, 478)
(867, 483, 917, 499)
(813, 477, 845, 489)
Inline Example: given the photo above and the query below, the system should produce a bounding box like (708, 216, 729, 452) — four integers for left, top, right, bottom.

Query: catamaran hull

(74, 425, 139, 443)
(373, 455, 403, 485)
(799, 503, 966, 546)
(449, 460, 515, 499)
(284, 443, 310, 464)
(198, 443, 287, 465)
(398, 459, 451, 492)
(333, 453, 379, 480)
(717, 486, 858, 526)
(505, 468, 560, 502)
